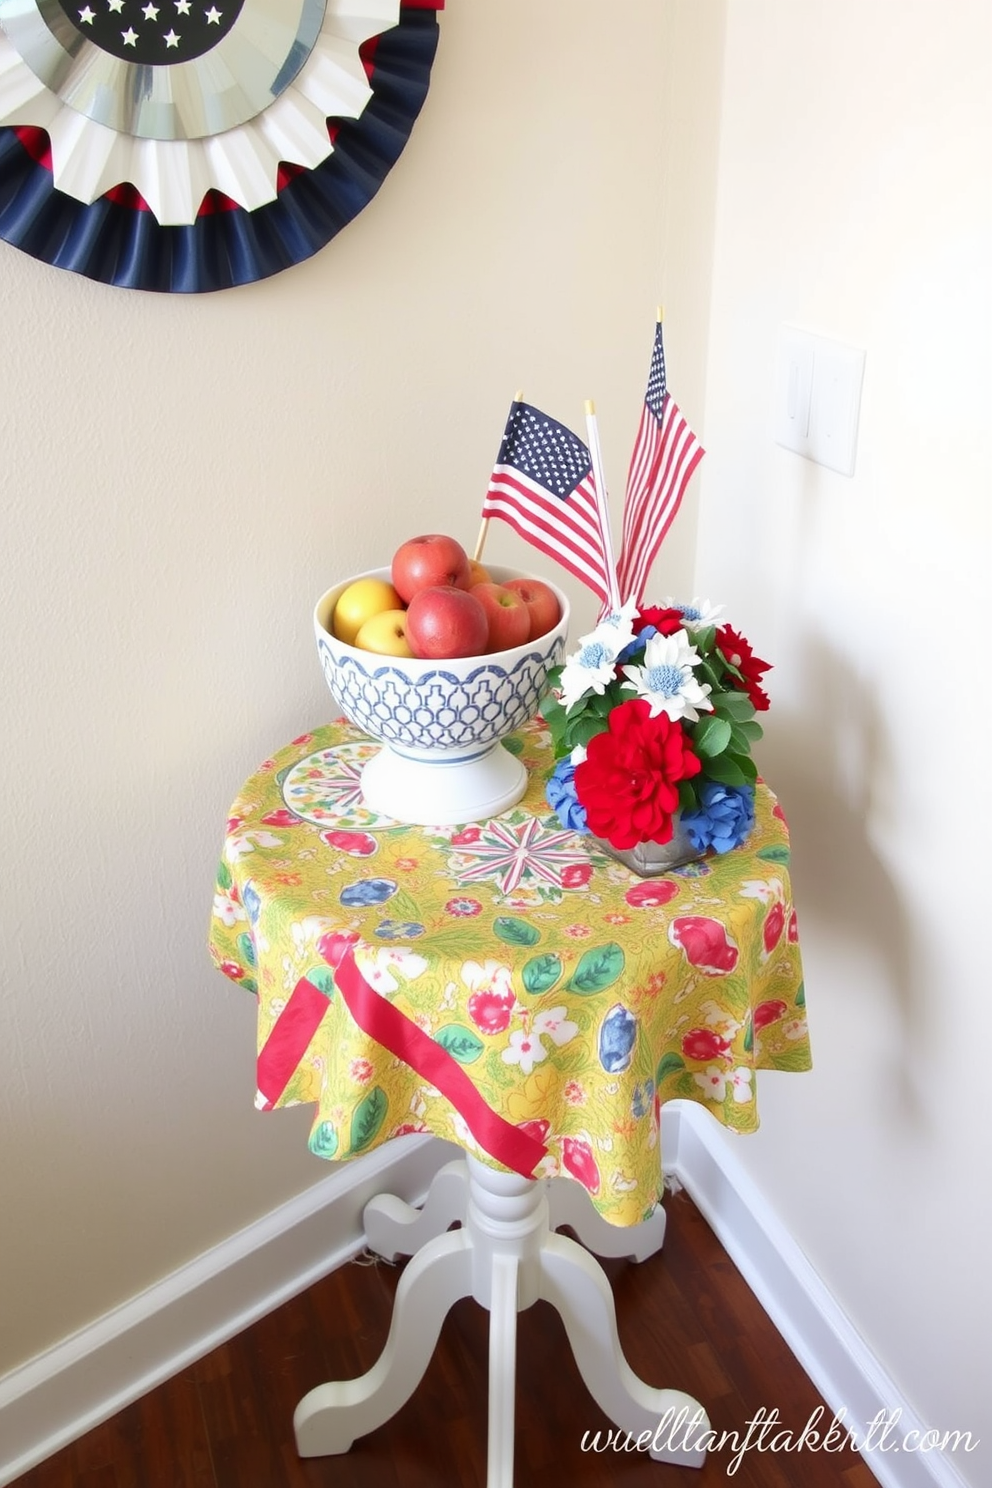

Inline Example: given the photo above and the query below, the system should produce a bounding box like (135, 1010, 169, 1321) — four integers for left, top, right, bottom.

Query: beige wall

(696, 1, 991, 1477)
(0, 2, 723, 1374)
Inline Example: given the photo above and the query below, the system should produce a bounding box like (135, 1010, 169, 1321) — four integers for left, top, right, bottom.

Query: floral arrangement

(541, 598, 772, 855)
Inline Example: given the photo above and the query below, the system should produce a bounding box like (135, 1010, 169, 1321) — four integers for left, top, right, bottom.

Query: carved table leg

(364, 1158, 469, 1261)
(295, 1156, 706, 1482)
(547, 1175, 667, 1262)
(294, 1227, 474, 1456)
(538, 1231, 709, 1467)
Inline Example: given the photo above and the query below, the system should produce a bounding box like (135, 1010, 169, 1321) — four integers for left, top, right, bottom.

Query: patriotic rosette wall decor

(0, 0, 442, 290)
(480, 314, 773, 866)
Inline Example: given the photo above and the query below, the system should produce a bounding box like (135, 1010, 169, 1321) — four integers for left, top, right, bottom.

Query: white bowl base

(360, 743, 527, 827)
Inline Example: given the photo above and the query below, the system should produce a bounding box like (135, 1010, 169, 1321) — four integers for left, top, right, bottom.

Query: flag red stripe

(485, 470, 605, 556)
(618, 396, 703, 603)
(332, 947, 548, 1177)
(483, 471, 612, 602)
(256, 976, 331, 1110)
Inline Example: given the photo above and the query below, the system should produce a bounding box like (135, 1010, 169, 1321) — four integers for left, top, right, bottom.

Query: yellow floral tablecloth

(209, 718, 810, 1226)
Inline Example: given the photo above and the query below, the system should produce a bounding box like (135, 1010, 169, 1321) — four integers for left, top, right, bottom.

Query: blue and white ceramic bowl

(314, 566, 570, 826)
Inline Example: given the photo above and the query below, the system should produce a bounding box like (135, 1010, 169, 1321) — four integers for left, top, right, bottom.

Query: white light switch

(773, 326, 865, 476)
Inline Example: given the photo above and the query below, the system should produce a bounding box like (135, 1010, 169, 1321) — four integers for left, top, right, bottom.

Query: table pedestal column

(293, 1157, 709, 1486)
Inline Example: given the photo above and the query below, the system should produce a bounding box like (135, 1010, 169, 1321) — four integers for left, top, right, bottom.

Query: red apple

(502, 577, 560, 639)
(391, 534, 472, 603)
(471, 582, 531, 652)
(405, 585, 489, 659)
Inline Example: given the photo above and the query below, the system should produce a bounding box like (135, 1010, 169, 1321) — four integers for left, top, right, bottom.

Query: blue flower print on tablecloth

(599, 1004, 638, 1073)
(340, 879, 398, 908)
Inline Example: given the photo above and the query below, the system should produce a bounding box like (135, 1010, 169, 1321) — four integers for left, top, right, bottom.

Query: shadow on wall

(760, 630, 928, 1133)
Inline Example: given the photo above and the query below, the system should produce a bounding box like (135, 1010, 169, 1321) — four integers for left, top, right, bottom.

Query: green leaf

(216, 860, 232, 891)
(692, 624, 716, 655)
(731, 752, 758, 783)
(435, 1024, 485, 1064)
(522, 953, 563, 995)
(350, 1086, 387, 1152)
(308, 1121, 339, 1159)
(306, 965, 336, 997)
(566, 942, 625, 995)
(655, 1051, 686, 1085)
(691, 715, 733, 758)
(757, 845, 791, 864)
(711, 690, 756, 721)
(566, 715, 605, 750)
(743, 1016, 754, 1054)
(734, 718, 764, 742)
(539, 693, 566, 730)
(702, 753, 749, 786)
(697, 660, 723, 691)
(678, 780, 701, 812)
(795, 982, 806, 1008)
(493, 916, 541, 947)
(502, 733, 525, 756)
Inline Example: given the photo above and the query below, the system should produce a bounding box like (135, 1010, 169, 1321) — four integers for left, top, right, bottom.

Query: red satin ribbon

(331, 946, 547, 1177)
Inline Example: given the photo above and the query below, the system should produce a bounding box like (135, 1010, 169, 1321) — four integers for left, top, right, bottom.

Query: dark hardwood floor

(14, 1188, 877, 1487)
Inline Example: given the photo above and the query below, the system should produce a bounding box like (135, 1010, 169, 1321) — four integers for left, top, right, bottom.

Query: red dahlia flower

(716, 625, 772, 711)
(574, 699, 701, 850)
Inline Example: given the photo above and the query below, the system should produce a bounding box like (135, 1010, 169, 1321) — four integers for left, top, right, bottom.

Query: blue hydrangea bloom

(616, 625, 656, 664)
(681, 782, 756, 854)
(545, 758, 589, 833)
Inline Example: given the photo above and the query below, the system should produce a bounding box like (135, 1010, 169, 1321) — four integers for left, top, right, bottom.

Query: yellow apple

(355, 609, 414, 657)
(332, 578, 403, 646)
(467, 558, 492, 587)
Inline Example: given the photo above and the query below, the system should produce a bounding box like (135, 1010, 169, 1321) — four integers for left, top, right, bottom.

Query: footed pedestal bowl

(314, 566, 569, 826)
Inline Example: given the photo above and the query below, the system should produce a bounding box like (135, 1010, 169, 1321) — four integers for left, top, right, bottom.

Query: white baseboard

(0, 1135, 456, 1487)
(662, 1101, 976, 1488)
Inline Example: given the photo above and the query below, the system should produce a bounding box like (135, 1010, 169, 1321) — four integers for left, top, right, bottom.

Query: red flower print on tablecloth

(468, 988, 515, 1034)
(669, 916, 739, 975)
(682, 1027, 733, 1062)
(445, 897, 482, 917)
(349, 1058, 374, 1084)
(261, 809, 301, 828)
(763, 901, 786, 954)
(561, 863, 594, 889)
(564, 1080, 586, 1106)
(625, 879, 679, 909)
(562, 1136, 601, 1194)
(463, 960, 516, 1034)
(753, 999, 788, 1031)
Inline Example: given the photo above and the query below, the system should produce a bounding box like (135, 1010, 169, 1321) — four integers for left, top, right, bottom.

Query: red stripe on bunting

(256, 976, 331, 1109)
(330, 946, 547, 1178)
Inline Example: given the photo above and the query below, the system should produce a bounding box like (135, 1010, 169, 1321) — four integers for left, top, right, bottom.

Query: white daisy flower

(585, 598, 639, 654)
(621, 629, 714, 721)
(660, 597, 725, 631)
(558, 638, 618, 712)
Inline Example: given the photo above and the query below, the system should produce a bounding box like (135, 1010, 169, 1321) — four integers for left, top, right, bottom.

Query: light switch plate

(773, 326, 865, 476)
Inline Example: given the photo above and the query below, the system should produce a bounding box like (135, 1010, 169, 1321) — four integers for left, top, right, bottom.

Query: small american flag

(481, 401, 614, 605)
(616, 321, 704, 606)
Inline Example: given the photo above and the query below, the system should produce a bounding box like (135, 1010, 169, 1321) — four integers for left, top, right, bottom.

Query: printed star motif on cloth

(447, 815, 592, 895)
